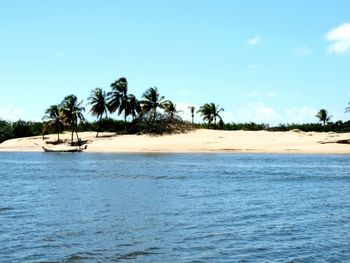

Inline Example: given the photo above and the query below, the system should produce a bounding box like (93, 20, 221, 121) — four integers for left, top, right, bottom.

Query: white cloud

(227, 103, 317, 125)
(325, 23, 350, 54)
(284, 106, 317, 123)
(293, 46, 314, 56)
(0, 104, 24, 121)
(247, 34, 263, 46)
(234, 102, 282, 124)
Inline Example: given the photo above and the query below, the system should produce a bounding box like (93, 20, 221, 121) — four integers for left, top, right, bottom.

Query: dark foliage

(223, 122, 269, 131)
(269, 121, 350, 133)
(0, 120, 44, 143)
(0, 121, 14, 143)
(209, 121, 350, 133)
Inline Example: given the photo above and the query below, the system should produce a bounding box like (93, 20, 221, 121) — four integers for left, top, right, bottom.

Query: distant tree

(0, 120, 14, 143)
(210, 103, 224, 129)
(197, 103, 224, 129)
(42, 105, 63, 142)
(316, 109, 331, 126)
(197, 103, 213, 128)
(12, 120, 33, 138)
(164, 101, 182, 122)
(107, 77, 129, 126)
(60, 95, 85, 144)
(188, 106, 195, 124)
(88, 88, 108, 137)
(141, 87, 169, 121)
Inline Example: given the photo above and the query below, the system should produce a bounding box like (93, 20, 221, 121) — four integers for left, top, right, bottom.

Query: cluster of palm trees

(43, 95, 85, 144)
(43, 77, 223, 143)
(197, 103, 224, 128)
(87, 78, 183, 134)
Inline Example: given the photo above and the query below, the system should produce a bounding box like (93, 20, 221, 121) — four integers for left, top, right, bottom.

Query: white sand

(0, 129, 349, 154)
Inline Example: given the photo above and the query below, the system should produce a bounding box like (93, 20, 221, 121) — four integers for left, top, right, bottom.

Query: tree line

(1, 77, 350, 144)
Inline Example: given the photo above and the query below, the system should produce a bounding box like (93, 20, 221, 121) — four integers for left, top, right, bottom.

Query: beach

(0, 129, 349, 154)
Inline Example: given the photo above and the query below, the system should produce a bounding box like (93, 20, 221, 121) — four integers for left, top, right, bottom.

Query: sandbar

(0, 129, 349, 154)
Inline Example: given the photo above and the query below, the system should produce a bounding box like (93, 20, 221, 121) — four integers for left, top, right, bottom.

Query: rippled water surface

(1, 153, 350, 262)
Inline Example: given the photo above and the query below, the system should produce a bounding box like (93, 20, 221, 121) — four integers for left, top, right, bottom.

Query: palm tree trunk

(57, 123, 60, 143)
(153, 108, 157, 121)
(75, 130, 80, 145)
(71, 129, 74, 145)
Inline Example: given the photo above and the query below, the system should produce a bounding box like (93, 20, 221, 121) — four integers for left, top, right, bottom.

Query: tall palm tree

(88, 88, 108, 137)
(164, 101, 182, 122)
(210, 103, 224, 128)
(316, 109, 331, 127)
(197, 103, 213, 128)
(60, 94, 85, 144)
(42, 104, 63, 142)
(141, 87, 169, 121)
(125, 94, 141, 121)
(107, 77, 129, 125)
(188, 106, 195, 124)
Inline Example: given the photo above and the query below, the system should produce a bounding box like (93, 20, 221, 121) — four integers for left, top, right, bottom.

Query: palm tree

(140, 87, 169, 121)
(164, 101, 183, 122)
(88, 88, 108, 137)
(125, 94, 141, 121)
(197, 103, 213, 128)
(316, 109, 331, 126)
(197, 103, 224, 128)
(210, 103, 224, 128)
(345, 103, 350, 114)
(188, 106, 195, 124)
(42, 104, 63, 142)
(60, 95, 85, 145)
(107, 77, 129, 125)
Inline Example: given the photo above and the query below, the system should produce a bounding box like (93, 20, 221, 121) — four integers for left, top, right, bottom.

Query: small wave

(154, 175, 187, 180)
(64, 251, 99, 262)
(115, 250, 159, 260)
(0, 207, 13, 212)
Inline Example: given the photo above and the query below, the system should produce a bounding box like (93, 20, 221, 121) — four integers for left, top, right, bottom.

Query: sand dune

(0, 129, 349, 154)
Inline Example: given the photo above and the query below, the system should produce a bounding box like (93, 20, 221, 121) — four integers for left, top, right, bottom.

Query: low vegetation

(2, 119, 350, 144)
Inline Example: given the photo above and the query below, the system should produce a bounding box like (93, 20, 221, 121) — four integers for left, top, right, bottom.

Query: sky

(1, 0, 350, 125)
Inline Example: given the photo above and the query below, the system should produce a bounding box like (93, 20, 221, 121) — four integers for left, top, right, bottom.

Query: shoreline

(0, 129, 349, 154)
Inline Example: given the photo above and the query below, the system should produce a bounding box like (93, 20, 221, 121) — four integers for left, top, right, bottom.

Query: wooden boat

(41, 145, 87, 153)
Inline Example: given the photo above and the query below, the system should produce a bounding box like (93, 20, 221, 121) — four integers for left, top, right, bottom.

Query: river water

(1, 153, 350, 262)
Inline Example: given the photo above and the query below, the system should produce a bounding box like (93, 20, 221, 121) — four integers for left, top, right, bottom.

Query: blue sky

(1, 0, 350, 125)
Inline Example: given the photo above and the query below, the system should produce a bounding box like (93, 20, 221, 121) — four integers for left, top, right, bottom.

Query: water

(1, 153, 350, 262)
